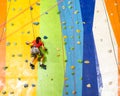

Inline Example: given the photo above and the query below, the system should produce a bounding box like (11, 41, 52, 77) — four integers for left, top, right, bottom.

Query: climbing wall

(0, 0, 120, 96)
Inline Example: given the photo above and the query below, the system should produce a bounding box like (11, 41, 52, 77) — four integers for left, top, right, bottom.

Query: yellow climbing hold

(64, 77, 68, 81)
(76, 29, 80, 33)
(71, 65, 75, 70)
(63, 35, 67, 39)
(56, 48, 60, 51)
(77, 41, 81, 44)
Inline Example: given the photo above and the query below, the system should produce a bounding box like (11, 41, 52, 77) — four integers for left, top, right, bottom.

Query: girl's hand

(25, 41, 30, 45)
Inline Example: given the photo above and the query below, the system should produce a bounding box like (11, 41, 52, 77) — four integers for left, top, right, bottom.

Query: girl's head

(36, 37, 41, 44)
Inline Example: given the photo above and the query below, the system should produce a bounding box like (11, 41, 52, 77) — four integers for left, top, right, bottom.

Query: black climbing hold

(45, 12, 48, 14)
(25, 60, 28, 63)
(12, 54, 15, 57)
(27, 31, 30, 34)
(18, 78, 21, 80)
(24, 84, 28, 88)
(3, 66, 8, 70)
(30, 6, 33, 10)
(32, 84, 36, 87)
(43, 36, 48, 39)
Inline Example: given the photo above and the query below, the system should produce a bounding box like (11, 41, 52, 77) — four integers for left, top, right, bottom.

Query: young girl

(26, 37, 47, 69)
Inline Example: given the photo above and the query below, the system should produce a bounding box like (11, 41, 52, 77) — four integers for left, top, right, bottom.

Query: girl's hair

(36, 37, 41, 44)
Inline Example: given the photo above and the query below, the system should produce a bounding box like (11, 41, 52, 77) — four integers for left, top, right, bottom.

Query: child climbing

(26, 36, 47, 69)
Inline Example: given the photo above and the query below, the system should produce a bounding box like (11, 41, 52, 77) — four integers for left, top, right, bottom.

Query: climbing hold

(3, 66, 8, 70)
(100, 39, 103, 42)
(6, 42, 11, 46)
(57, 11, 61, 14)
(65, 84, 69, 87)
(2, 91, 6, 94)
(71, 72, 75, 75)
(56, 48, 60, 51)
(12, 8, 15, 11)
(24, 84, 28, 88)
(62, 21, 66, 25)
(64, 60, 68, 62)
(70, 36, 74, 39)
(64, 42, 67, 45)
(10, 92, 14, 94)
(62, 6, 66, 9)
(65, 92, 68, 95)
(27, 31, 30, 34)
(32, 84, 36, 87)
(21, 32, 24, 34)
(30, 6, 33, 10)
(76, 21, 79, 24)
(69, 26, 74, 29)
(72, 90, 76, 94)
(78, 36, 80, 38)
(76, 29, 80, 33)
(12, 54, 15, 57)
(43, 36, 48, 39)
(25, 60, 28, 63)
(63, 26, 67, 29)
(33, 22, 39, 25)
(68, 1, 72, 4)
(51, 78, 53, 81)
(14, 42, 17, 45)
(78, 59, 82, 63)
(36, 2, 40, 6)
(86, 83, 91, 88)
(68, 6, 73, 9)
(11, 23, 14, 26)
(84, 60, 90, 64)
(45, 12, 48, 14)
(8, 0, 11, 2)
(82, 22, 86, 24)
(108, 50, 112, 53)
(18, 54, 22, 57)
(63, 35, 67, 39)
(77, 41, 81, 45)
(114, 2, 118, 6)
(71, 66, 75, 70)
(70, 47, 74, 50)
(108, 81, 112, 85)
(96, 10, 99, 13)
(64, 77, 68, 81)
(74, 10, 79, 14)
(80, 77, 83, 80)
(57, 54, 60, 57)
(18, 78, 21, 80)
